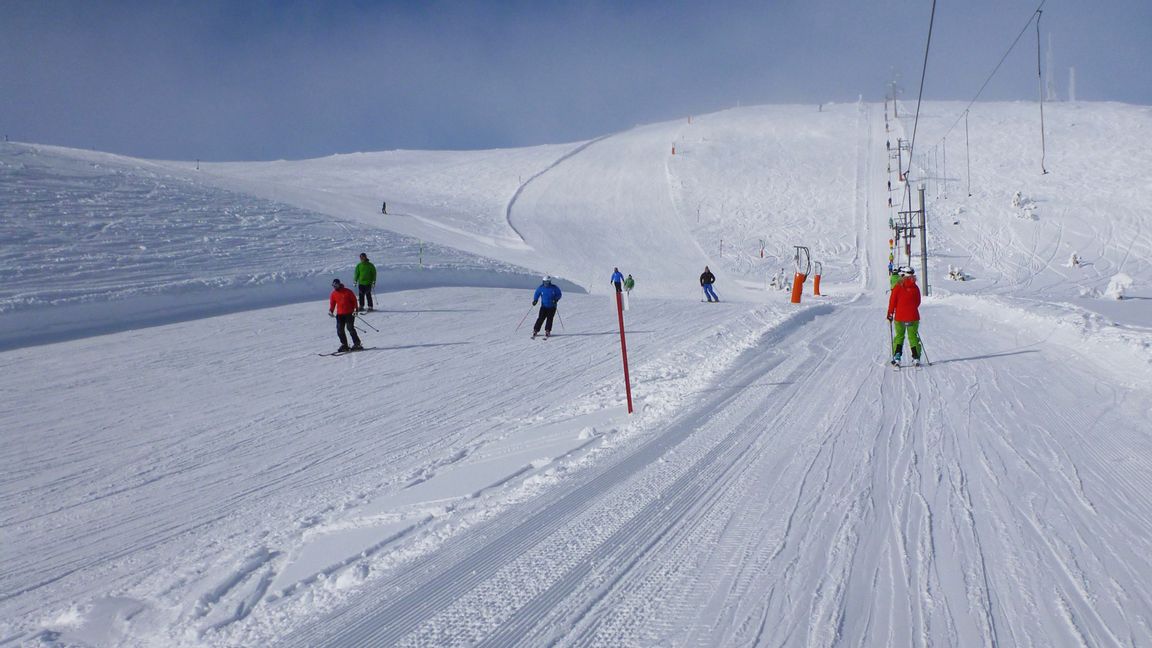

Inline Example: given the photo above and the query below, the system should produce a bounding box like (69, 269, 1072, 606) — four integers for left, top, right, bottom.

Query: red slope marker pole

(615, 290, 634, 414)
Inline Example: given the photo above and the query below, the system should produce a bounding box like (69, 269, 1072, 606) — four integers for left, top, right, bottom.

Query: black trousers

(336, 314, 361, 347)
(357, 284, 374, 310)
(533, 306, 556, 333)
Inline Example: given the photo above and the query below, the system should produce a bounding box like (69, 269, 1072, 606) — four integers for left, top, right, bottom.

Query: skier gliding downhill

(700, 266, 719, 302)
(531, 276, 562, 339)
(328, 279, 363, 353)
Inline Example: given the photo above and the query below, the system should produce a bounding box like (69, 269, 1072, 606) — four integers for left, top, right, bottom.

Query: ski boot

(337, 345, 351, 353)
(351, 344, 364, 351)
(890, 353, 902, 367)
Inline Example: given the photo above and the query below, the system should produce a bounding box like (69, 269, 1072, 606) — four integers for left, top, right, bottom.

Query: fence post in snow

(614, 291, 634, 414)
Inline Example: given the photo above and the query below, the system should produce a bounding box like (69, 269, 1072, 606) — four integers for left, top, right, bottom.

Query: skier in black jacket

(700, 266, 719, 302)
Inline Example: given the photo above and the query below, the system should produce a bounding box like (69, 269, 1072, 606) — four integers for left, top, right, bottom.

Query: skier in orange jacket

(328, 279, 363, 353)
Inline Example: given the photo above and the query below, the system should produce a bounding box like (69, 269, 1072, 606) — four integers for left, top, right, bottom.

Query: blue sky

(3, 0, 1148, 161)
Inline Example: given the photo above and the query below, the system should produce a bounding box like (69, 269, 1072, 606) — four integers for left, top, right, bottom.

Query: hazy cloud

(2, 0, 1147, 160)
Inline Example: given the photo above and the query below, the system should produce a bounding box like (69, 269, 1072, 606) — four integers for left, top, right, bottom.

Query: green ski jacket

(355, 261, 377, 286)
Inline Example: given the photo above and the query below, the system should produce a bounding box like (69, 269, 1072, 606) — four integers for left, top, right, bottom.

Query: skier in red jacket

(886, 266, 922, 366)
(328, 279, 363, 353)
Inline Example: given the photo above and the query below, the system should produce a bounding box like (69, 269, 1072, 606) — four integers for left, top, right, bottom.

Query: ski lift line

(1036, 10, 1048, 174)
(965, 111, 972, 196)
(927, 0, 1049, 151)
(905, 0, 938, 177)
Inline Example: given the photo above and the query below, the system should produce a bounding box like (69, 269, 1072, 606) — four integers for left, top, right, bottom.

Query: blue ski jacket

(610, 270, 624, 284)
(533, 283, 563, 308)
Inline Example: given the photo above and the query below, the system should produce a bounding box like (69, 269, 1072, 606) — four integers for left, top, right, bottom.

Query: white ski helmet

(542, 275, 552, 284)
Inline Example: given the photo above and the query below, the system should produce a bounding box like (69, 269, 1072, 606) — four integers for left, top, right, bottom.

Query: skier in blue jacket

(610, 267, 624, 293)
(531, 276, 563, 338)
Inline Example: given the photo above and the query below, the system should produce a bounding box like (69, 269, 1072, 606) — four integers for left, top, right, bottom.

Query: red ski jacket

(887, 276, 921, 322)
(329, 287, 359, 315)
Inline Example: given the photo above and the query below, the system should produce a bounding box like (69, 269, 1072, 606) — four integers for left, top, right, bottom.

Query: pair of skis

(890, 359, 929, 370)
(319, 347, 376, 357)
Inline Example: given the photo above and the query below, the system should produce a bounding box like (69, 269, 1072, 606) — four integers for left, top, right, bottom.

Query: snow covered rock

(1105, 272, 1133, 300)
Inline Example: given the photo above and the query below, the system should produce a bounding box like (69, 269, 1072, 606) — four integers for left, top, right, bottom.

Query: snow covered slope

(891, 101, 1152, 380)
(3, 101, 1152, 647)
(0, 143, 543, 349)
(908, 101, 1152, 308)
(187, 105, 865, 299)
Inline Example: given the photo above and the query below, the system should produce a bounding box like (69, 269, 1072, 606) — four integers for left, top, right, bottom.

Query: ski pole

(515, 305, 534, 331)
(888, 318, 894, 359)
(557, 308, 565, 332)
(357, 316, 379, 332)
(918, 335, 932, 366)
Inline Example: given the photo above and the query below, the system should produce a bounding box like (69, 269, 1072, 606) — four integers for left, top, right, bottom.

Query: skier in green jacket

(354, 253, 377, 312)
(888, 267, 902, 290)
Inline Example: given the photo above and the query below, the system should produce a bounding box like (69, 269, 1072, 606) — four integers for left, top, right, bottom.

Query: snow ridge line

(936, 293, 1152, 387)
(281, 303, 834, 647)
(504, 133, 615, 248)
(0, 266, 541, 351)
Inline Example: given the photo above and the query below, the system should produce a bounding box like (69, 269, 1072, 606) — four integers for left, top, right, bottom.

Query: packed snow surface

(2, 101, 1152, 647)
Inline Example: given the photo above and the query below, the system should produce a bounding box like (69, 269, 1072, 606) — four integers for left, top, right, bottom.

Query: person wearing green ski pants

(887, 266, 923, 364)
(892, 320, 920, 357)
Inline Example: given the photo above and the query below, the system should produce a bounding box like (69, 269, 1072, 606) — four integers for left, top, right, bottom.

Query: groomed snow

(2, 101, 1152, 647)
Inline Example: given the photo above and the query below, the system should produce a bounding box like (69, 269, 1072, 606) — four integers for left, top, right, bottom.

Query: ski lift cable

(905, 0, 938, 177)
(928, 0, 1049, 151)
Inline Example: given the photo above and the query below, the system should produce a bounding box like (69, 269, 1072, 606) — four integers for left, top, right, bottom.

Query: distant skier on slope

(887, 266, 922, 366)
(354, 252, 377, 313)
(889, 267, 902, 290)
(328, 279, 363, 353)
(611, 267, 624, 293)
(700, 266, 719, 302)
(621, 273, 635, 311)
(531, 276, 562, 339)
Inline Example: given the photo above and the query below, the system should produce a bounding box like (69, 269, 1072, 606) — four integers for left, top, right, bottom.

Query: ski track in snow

(3, 102, 1152, 647)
